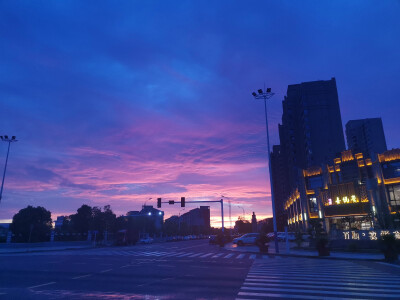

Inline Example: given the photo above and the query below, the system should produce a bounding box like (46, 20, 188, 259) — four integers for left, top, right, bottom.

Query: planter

(258, 245, 269, 254)
(316, 237, 330, 256)
(384, 249, 398, 262)
(317, 247, 330, 256)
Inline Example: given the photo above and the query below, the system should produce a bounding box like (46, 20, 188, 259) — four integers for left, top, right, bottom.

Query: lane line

(72, 274, 92, 279)
(119, 264, 131, 268)
(28, 282, 56, 289)
(100, 269, 113, 273)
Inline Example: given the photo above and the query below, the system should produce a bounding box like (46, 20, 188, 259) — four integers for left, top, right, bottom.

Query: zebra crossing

(15, 249, 268, 260)
(236, 258, 400, 299)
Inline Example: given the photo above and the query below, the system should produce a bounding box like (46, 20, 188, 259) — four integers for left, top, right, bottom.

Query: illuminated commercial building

(284, 149, 400, 231)
(346, 118, 387, 160)
(271, 78, 346, 230)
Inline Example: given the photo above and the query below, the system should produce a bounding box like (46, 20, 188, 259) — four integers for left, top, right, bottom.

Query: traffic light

(181, 197, 185, 207)
(157, 198, 162, 208)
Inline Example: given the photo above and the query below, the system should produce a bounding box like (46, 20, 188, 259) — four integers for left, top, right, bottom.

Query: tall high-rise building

(345, 118, 387, 160)
(271, 78, 346, 228)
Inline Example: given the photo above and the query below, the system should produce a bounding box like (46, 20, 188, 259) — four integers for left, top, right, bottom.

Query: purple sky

(1, 1, 399, 226)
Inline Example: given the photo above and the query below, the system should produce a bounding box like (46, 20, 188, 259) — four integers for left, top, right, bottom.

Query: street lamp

(237, 205, 246, 220)
(251, 88, 279, 254)
(0, 136, 18, 205)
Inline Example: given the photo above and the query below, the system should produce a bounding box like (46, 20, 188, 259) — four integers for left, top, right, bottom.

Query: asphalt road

(1, 240, 400, 299)
(0, 240, 253, 299)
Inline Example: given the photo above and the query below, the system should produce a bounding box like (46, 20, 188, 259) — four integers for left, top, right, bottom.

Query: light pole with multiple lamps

(0, 135, 18, 205)
(252, 88, 279, 254)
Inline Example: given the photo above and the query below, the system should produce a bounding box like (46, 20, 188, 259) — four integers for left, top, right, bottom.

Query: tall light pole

(252, 88, 279, 253)
(237, 205, 246, 220)
(0, 135, 18, 205)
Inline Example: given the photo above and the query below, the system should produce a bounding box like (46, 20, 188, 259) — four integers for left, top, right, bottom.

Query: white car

(233, 233, 260, 246)
(139, 237, 153, 244)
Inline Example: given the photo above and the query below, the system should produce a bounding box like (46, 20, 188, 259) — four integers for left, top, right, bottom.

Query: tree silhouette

(10, 206, 52, 242)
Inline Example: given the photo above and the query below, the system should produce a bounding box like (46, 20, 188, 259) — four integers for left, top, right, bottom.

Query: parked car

(277, 232, 295, 242)
(233, 233, 260, 246)
(209, 235, 217, 244)
(139, 237, 153, 244)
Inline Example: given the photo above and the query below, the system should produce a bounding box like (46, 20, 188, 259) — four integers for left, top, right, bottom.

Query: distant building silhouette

(180, 206, 210, 234)
(54, 216, 65, 229)
(271, 78, 346, 230)
(251, 212, 257, 233)
(127, 205, 164, 231)
(346, 118, 387, 160)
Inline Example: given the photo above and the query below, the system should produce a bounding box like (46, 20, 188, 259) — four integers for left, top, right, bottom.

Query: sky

(1, 1, 400, 227)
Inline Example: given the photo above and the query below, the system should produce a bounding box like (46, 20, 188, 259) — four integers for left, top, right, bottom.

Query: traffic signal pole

(157, 198, 225, 232)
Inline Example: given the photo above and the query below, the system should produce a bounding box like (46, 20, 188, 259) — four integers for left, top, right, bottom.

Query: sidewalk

(225, 242, 385, 261)
(0, 241, 94, 254)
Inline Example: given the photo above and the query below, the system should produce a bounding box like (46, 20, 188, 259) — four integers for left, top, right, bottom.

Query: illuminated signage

(326, 195, 368, 206)
(342, 230, 400, 241)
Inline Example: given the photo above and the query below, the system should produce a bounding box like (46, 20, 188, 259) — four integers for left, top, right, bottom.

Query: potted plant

(316, 236, 330, 256)
(294, 230, 304, 248)
(380, 234, 399, 262)
(256, 233, 269, 254)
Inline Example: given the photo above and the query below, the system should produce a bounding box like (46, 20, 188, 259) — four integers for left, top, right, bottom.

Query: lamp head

(258, 89, 263, 94)
(266, 88, 271, 93)
(251, 92, 257, 97)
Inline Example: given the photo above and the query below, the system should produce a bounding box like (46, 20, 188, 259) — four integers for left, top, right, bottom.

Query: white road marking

(238, 291, 346, 300)
(241, 286, 400, 298)
(236, 254, 246, 259)
(200, 253, 213, 258)
(119, 264, 131, 268)
(378, 262, 400, 269)
(211, 253, 224, 258)
(224, 253, 234, 258)
(72, 274, 92, 279)
(28, 282, 56, 289)
(189, 253, 203, 257)
(176, 252, 193, 257)
(100, 269, 113, 273)
(249, 254, 256, 259)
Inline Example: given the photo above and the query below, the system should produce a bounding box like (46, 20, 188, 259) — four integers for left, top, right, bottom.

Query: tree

(10, 206, 52, 242)
(234, 218, 252, 234)
(70, 204, 93, 233)
(91, 205, 117, 238)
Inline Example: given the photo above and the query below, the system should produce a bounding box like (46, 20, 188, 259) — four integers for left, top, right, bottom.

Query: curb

(0, 246, 95, 255)
(224, 246, 384, 262)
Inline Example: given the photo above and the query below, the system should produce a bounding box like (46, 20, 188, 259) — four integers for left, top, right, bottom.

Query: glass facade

(382, 161, 400, 179)
(308, 196, 318, 213)
(306, 175, 323, 190)
(387, 184, 400, 209)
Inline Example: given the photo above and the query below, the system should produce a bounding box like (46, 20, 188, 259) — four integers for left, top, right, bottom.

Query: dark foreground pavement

(0, 240, 252, 299)
(1, 239, 400, 299)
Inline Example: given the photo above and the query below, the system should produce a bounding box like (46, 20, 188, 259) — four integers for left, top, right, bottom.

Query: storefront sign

(342, 230, 400, 241)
